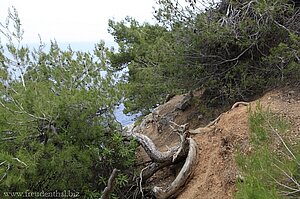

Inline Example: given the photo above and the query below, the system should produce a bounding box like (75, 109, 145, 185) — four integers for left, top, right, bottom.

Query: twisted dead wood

(131, 133, 183, 163)
(123, 121, 198, 198)
(153, 138, 198, 199)
(123, 124, 189, 163)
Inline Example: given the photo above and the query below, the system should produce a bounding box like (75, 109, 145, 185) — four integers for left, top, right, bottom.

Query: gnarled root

(123, 124, 189, 163)
(141, 162, 171, 183)
(123, 122, 198, 198)
(130, 133, 186, 163)
(153, 138, 198, 199)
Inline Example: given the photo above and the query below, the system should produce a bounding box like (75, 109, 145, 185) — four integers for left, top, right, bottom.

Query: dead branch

(131, 133, 182, 163)
(0, 100, 48, 121)
(101, 168, 119, 199)
(153, 138, 198, 199)
(267, 120, 299, 164)
(0, 163, 11, 182)
(231, 101, 249, 109)
(12, 157, 27, 167)
(138, 123, 192, 183)
(123, 119, 197, 198)
(123, 124, 189, 163)
(140, 161, 173, 183)
(1, 136, 17, 141)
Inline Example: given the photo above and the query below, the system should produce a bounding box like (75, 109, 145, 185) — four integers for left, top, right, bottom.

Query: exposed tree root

(133, 133, 182, 163)
(123, 124, 188, 163)
(123, 122, 198, 198)
(140, 161, 171, 183)
(231, 101, 249, 109)
(153, 138, 198, 199)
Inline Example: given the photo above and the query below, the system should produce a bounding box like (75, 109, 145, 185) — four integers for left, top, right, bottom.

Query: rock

(176, 91, 193, 111)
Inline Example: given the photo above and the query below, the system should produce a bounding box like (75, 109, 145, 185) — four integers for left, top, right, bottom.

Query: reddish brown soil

(135, 86, 300, 198)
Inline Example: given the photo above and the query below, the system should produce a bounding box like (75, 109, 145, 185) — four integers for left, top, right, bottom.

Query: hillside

(131, 86, 300, 198)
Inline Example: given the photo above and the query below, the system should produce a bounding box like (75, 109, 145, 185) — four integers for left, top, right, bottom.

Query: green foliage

(236, 147, 280, 199)
(0, 8, 137, 198)
(108, 0, 300, 114)
(248, 104, 270, 145)
(264, 33, 300, 83)
(235, 103, 300, 199)
(107, 17, 192, 114)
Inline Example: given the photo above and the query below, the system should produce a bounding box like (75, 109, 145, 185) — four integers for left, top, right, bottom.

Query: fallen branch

(140, 154, 189, 184)
(231, 101, 249, 109)
(267, 120, 299, 165)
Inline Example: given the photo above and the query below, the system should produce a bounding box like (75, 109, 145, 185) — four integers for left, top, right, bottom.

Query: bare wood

(131, 132, 183, 163)
(206, 114, 222, 128)
(153, 138, 198, 199)
(123, 119, 195, 197)
(231, 101, 249, 109)
(101, 168, 119, 199)
(123, 125, 189, 163)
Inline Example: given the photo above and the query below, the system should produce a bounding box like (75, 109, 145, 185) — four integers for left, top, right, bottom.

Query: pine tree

(0, 7, 137, 198)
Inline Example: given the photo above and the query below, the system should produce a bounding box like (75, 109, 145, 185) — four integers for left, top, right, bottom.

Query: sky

(0, 0, 156, 47)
